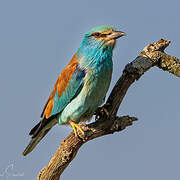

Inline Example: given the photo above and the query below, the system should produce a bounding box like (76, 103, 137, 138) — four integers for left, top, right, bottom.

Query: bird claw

(69, 120, 85, 137)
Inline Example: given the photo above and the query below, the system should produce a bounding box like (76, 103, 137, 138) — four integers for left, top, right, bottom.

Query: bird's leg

(69, 120, 85, 136)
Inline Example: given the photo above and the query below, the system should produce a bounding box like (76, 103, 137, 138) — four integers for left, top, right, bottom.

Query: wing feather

(41, 54, 85, 119)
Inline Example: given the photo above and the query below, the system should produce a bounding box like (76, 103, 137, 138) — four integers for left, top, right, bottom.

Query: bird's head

(81, 26, 126, 50)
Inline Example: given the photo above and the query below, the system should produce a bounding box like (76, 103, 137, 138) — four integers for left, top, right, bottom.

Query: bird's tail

(22, 117, 57, 156)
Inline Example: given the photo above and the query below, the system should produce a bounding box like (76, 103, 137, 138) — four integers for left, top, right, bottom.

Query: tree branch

(37, 39, 180, 180)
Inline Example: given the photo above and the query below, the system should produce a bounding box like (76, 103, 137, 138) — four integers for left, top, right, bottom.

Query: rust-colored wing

(41, 54, 85, 119)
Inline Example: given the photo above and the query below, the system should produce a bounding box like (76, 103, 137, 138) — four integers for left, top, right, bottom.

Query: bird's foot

(95, 103, 111, 121)
(69, 120, 85, 136)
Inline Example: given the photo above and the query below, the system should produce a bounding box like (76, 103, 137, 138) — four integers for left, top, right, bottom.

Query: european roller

(23, 26, 125, 156)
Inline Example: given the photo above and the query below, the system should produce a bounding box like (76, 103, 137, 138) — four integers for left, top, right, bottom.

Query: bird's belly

(58, 69, 112, 124)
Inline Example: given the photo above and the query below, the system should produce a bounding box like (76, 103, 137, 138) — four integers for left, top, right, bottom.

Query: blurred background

(0, 0, 179, 179)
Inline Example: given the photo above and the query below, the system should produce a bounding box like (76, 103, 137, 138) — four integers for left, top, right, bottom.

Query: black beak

(109, 31, 126, 40)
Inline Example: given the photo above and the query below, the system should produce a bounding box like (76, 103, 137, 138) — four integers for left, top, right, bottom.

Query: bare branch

(37, 39, 180, 180)
(37, 116, 137, 180)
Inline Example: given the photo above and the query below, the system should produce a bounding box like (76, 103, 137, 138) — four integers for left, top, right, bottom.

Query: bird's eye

(93, 32, 101, 37)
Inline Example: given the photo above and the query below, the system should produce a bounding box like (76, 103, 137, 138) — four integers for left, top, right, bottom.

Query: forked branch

(37, 39, 180, 180)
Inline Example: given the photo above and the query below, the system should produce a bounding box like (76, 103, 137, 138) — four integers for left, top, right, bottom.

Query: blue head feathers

(77, 26, 125, 67)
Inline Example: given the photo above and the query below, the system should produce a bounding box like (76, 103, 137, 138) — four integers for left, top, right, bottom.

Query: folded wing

(41, 54, 86, 119)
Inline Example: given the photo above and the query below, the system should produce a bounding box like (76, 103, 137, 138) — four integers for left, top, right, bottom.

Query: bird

(22, 26, 125, 156)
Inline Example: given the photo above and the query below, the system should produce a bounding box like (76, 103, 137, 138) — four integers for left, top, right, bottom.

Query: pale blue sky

(0, 0, 180, 179)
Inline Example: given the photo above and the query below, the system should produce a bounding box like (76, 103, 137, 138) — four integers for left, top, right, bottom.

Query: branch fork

(37, 39, 180, 180)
